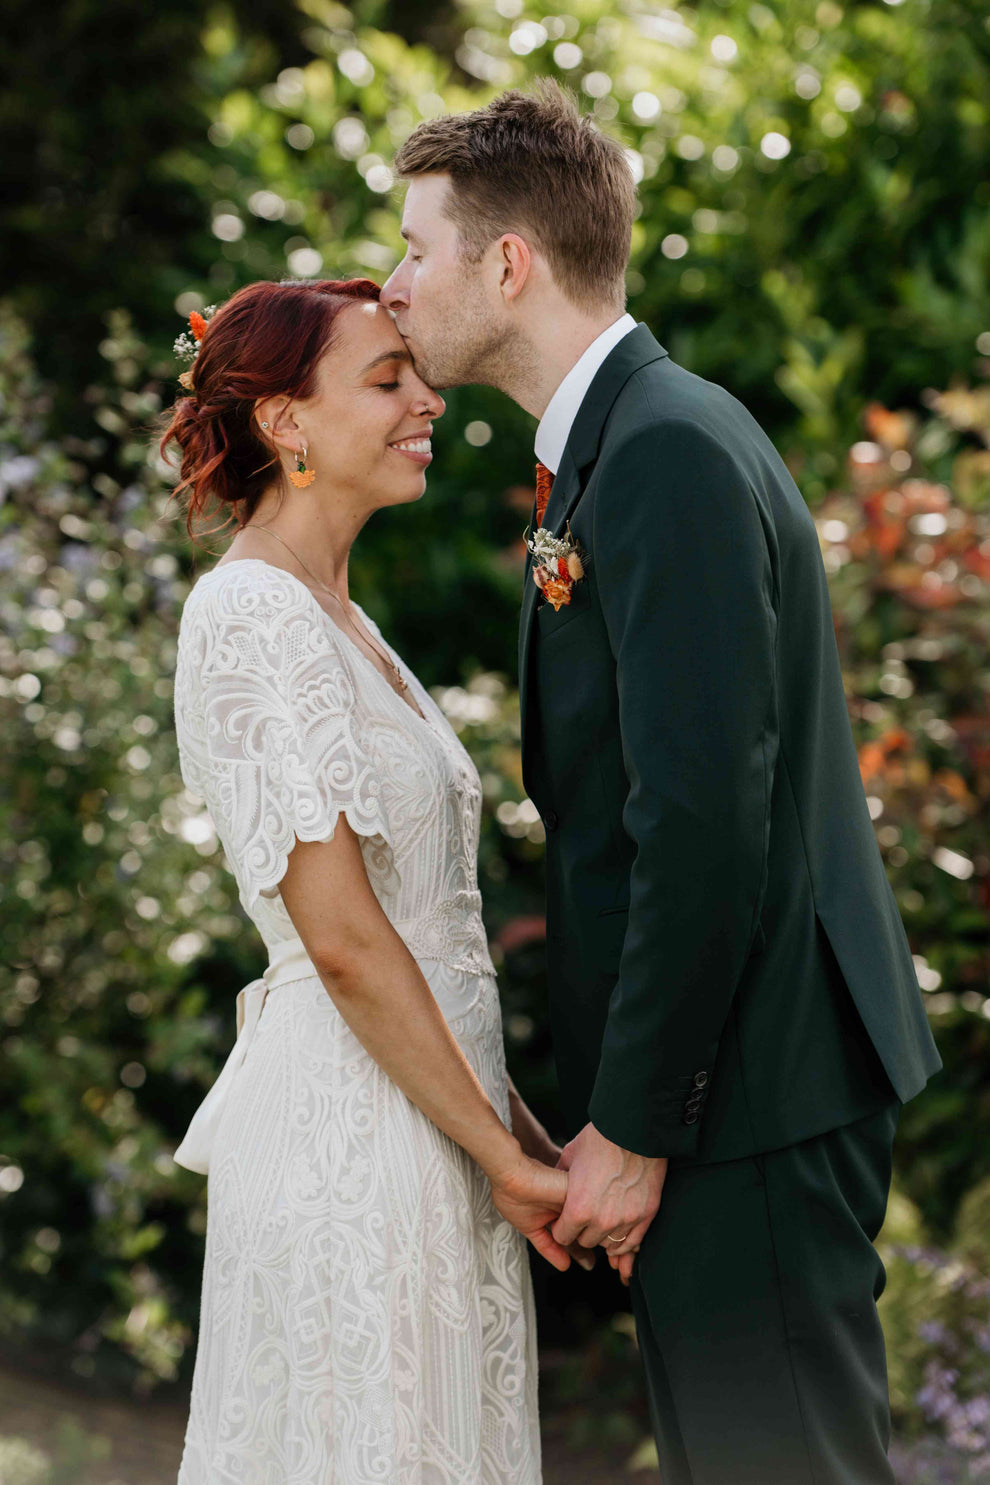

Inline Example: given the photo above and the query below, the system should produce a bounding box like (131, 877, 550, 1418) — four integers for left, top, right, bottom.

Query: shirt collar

(534, 312, 638, 475)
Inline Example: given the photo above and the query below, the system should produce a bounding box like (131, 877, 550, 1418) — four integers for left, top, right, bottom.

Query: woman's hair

(393, 78, 635, 314)
(158, 277, 381, 545)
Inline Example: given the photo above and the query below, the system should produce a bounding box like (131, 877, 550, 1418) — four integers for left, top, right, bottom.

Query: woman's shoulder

(181, 557, 319, 632)
(178, 558, 357, 689)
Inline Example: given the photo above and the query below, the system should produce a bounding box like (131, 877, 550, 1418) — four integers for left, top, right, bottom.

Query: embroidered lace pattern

(173, 559, 496, 979)
(171, 560, 539, 1483)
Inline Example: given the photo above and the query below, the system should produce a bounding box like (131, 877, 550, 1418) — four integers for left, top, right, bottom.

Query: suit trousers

(628, 1102, 900, 1485)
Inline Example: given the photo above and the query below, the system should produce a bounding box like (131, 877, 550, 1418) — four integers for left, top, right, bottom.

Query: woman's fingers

(527, 1222, 572, 1272)
(605, 1245, 640, 1285)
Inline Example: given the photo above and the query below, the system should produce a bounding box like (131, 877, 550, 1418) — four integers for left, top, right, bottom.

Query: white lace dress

(170, 558, 541, 1485)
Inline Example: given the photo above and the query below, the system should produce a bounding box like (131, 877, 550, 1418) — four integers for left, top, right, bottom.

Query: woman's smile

(387, 432, 433, 466)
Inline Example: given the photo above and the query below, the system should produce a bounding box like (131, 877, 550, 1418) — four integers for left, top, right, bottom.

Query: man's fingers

(528, 1224, 572, 1273)
(601, 1215, 652, 1258)
(549, 1206, 586, 1247)
(566, 1241, 596, 1272)
(617, 1251, 636, 1286)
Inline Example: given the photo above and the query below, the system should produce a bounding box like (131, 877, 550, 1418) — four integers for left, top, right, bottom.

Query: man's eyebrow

(360, 348, 413, 374)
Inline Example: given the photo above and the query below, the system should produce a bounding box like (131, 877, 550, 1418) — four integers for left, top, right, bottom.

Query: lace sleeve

(182, 574, 397, 922)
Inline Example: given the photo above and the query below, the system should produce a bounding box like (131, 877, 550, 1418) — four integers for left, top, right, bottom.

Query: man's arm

(586, 417, 778, 1160)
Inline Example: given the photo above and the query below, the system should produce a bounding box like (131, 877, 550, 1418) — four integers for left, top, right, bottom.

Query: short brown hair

(393, 78, 635, 312)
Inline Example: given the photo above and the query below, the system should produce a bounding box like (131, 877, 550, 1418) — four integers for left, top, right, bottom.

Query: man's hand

(551, 1121, 667, 1286)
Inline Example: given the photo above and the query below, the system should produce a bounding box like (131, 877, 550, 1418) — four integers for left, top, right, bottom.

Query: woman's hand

(506, 1080, 596, 1272)
(487, 1148, 575, 1271)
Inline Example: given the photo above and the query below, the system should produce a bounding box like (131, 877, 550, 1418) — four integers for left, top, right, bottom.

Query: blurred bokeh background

(1, 0, 988, 1480)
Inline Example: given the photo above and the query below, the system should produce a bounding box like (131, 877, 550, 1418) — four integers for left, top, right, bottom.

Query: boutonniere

(526, 522, 587, 611)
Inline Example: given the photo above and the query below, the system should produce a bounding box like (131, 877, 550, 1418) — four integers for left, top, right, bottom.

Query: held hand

(505, 1092, 596, 1272)
(551, 1122, 667, 1285)
(488, 1149, 573, 1273)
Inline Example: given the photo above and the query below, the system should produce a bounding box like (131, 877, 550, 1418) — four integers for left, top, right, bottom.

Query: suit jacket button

(683, 1111, 699, 1125)
(543, 810, 559, 832)
(693, 1071, 709, 1088)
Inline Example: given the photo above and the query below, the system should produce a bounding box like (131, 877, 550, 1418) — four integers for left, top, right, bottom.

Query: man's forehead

(400, 175, 453, 235)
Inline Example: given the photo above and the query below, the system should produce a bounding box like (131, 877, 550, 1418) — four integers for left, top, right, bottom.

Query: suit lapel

(518, 324, 669, 752)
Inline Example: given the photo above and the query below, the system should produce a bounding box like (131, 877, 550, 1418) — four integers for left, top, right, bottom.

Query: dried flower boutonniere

(526, 522, 587, 611)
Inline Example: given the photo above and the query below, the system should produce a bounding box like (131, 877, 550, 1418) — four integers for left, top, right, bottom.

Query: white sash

(172, 939, 320, 1175)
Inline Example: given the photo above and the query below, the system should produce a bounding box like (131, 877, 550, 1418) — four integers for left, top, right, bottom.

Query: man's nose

(381, 268, 407, 310)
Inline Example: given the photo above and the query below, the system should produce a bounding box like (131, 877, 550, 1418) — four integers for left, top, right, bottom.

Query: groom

(381, 80, 941, 1483)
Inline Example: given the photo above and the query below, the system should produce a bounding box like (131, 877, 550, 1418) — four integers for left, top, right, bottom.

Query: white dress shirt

(534, 313, 638, 475)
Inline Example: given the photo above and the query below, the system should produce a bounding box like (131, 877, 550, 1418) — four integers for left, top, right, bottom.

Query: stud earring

(288, 444, 316, 489)
(261, 420, 269, 429)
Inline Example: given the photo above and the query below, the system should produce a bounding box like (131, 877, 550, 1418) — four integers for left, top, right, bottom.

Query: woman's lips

(388, 437, 432, 467)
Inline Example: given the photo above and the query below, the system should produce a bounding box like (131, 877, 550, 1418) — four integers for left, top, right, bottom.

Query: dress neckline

(200, 557, 436, 732)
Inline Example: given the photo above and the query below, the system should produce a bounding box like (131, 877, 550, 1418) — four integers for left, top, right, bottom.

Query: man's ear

(497, 233, 533, 304)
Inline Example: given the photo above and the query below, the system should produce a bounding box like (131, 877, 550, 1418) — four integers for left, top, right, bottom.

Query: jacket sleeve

(585, 418, 779, 1158)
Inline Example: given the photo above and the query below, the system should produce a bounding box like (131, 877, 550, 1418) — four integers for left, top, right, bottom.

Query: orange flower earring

(288, 444, 316, 489)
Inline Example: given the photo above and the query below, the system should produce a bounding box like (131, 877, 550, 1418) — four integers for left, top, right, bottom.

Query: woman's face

(270, 300, 446, 511)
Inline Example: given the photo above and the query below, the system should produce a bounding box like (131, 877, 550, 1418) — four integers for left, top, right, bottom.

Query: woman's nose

(414, 389, 445, 417)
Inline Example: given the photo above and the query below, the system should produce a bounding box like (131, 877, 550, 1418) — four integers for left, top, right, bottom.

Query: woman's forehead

(326, 299, 408, 375)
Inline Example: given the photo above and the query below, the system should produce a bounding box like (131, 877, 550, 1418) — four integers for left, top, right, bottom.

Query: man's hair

(393, 78, 636, 312)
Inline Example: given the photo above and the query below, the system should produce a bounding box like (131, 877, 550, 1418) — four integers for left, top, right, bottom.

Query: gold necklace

(241, 525, 411, 696)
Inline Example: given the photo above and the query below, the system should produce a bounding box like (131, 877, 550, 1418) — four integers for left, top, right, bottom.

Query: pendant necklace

(242, 525, 411, 697)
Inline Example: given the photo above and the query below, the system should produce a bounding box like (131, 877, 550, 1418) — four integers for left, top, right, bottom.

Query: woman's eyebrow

(360, 349, 413, 374)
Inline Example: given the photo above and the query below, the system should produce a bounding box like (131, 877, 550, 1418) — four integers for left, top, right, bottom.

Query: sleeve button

(543, 810, 559, 832)
(693, 1071, 709, 1088)
(683, 1111, 700, 1125)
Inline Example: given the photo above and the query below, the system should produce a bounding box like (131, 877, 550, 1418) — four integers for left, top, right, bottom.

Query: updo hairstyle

(158, 277, 381, 546)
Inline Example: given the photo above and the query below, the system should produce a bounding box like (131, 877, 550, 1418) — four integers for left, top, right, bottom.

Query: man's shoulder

(604, 354, 756, 452)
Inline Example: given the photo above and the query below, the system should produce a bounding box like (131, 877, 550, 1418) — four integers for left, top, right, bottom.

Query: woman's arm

(506, 1076, 560, 1164)
(277, 820, 572, 1271)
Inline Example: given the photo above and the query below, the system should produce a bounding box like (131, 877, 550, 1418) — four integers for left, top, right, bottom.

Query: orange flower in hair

(173, 303, 220, 387)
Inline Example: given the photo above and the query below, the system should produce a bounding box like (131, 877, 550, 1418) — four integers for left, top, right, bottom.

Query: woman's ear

(254, 395, 298, 451)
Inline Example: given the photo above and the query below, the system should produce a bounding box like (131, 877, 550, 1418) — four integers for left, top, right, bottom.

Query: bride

(160, 276, 590, 1484)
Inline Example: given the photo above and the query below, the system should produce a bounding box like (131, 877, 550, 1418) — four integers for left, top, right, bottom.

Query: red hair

(158, 277, 381, 546)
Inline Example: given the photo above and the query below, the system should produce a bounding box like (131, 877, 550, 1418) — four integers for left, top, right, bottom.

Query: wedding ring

(603, 1231, 628, 1244)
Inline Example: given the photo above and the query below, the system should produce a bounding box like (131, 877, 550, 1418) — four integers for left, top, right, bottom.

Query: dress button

(543, 810, 559, 832)
(693, 1071, 709, 1088)
(683, 1111, 699, 1126)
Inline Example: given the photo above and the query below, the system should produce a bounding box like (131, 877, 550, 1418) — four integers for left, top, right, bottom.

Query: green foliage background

(1, 0, 988, 1469)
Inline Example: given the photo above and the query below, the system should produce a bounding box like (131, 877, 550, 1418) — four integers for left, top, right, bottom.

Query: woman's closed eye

(377, 381, 401, 392)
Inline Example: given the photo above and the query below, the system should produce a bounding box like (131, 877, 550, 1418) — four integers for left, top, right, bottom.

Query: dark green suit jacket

(519, 324, 941, 1163)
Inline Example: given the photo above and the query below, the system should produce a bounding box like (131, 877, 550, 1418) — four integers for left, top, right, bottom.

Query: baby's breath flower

(173, 304, 222, 367)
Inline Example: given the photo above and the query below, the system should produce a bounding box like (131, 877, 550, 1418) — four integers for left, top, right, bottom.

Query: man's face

(381, 174, 505, 390)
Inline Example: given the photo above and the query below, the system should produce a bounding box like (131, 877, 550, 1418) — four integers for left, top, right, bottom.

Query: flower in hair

(174, 303, 220, 389)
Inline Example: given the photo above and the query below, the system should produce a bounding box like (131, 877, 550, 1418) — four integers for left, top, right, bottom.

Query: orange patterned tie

(535, 461, 555, 528)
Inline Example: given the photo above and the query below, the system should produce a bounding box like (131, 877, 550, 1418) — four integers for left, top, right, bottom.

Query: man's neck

(497, 306, 627, 420)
